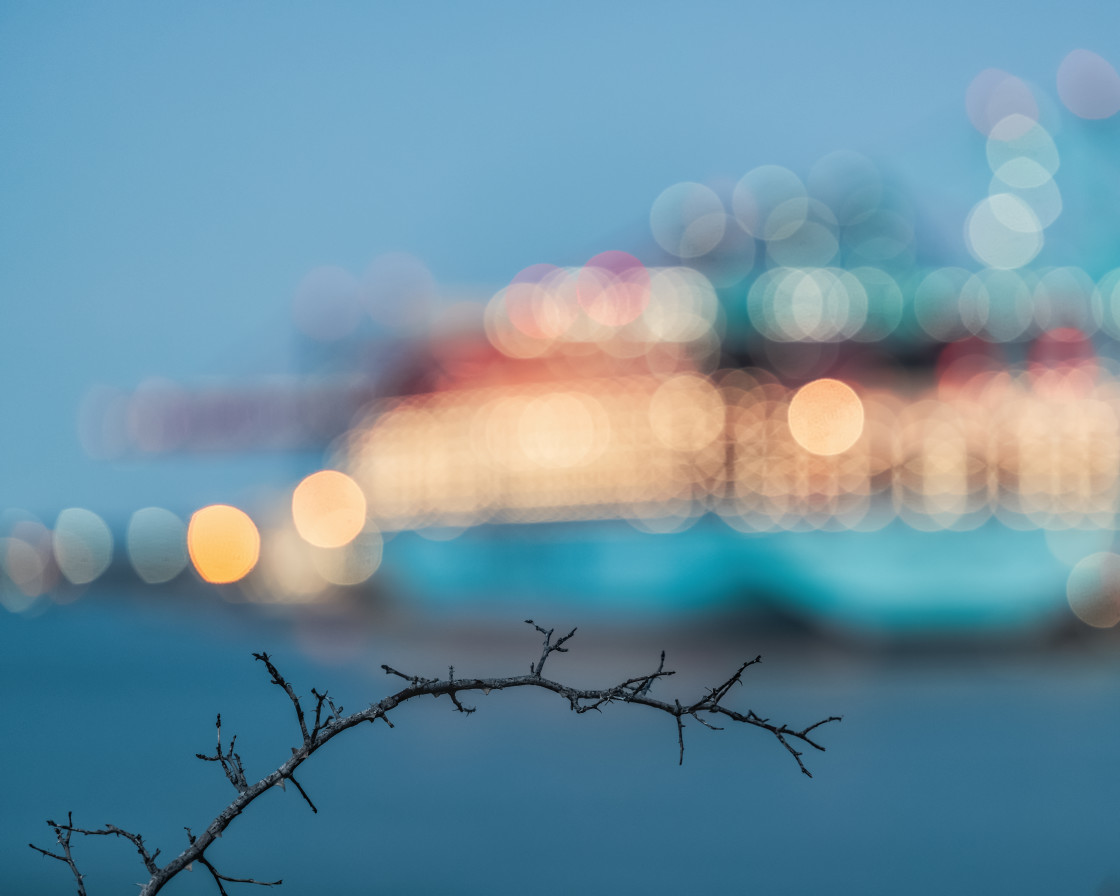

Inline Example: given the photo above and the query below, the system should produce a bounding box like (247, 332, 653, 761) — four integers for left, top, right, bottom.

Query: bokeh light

(577, 251, 650, 327)
(254, 525, 327, 603)
(127, 507, 188, 584)
(20, 51, 1120, 628)
(292, 470, 367, 548)
(732, 165, 808, 240)
(787, 379, 865, 456)
(187, 505, 260, 584)
(1066, 552, 1120, 627)
(1057, 49, 1120, 119)
(52, 508, 113, 585)
(649, 182, 726, 258)
(966, 69, 1038, 138)
(965, 193, 1043, 270)
(310, 526, 383, 586)
(986, 115, 1059, 183)
(648, 374, 724, 452)
(0, 516, 55, 612)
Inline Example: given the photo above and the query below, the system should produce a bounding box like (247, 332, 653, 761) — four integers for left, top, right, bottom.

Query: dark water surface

(4, 590, 1120, 895)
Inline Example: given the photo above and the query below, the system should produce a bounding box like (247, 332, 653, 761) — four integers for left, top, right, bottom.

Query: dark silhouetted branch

(32, 621, 840, 895)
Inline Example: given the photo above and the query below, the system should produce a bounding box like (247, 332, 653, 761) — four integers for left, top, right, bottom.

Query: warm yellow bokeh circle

(788, 378, 865, 456)
(291, 470, 367, 548)
(187, 505, 260, 584)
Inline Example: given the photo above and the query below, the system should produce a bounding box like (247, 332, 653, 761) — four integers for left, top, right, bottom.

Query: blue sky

(2, 1, 1119, 517)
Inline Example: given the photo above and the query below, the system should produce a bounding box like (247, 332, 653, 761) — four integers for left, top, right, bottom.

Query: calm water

(4, 589, 1120, 895)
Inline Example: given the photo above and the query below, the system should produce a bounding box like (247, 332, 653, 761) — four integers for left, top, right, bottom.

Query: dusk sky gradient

(5, 1, 1120, 517)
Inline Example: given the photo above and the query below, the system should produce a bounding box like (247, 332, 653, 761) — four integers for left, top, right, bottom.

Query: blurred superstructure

(7, 56, 1120, 637)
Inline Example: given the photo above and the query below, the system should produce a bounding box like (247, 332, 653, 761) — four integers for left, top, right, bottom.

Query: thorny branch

(32, 620, 841, 895)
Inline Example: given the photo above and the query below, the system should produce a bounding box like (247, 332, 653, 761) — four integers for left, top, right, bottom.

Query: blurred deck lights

(787, 379, 865, 456)
(649, 374, 724, 452)
(15, 48, 1120, 614)
(577, 251, 650, 327)
(187, 504, 260, 584)
(291, 470, 367, 548)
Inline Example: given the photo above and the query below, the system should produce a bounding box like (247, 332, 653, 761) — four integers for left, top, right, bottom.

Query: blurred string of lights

(5, 51, 1120, 628)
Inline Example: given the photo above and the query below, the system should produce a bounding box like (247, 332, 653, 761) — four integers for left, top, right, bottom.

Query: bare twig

(29, 812, 89, 896)
(32, 622, 840, 895)
(284, 774, 317, 814)
(252, 653, 309, 745)
(526, 619, 577, 677)
(195, 714, 249, 793)
(185, 828, 281, 895)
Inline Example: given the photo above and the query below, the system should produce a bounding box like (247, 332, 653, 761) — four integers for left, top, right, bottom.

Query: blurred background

(5, 3, 1120, 893)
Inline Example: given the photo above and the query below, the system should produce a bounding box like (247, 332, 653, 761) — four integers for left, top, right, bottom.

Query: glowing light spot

(780, 268, 865, 342)
(965, 194, 1043, 270)
(485, 287, 551, 359)
(1, 529, 50, 610)
(254, 526, 326, 602)
(292, 470, 367, 548)
(643, 267, 719, 343)
(187, 505, 260, 584)
(732, 165, 807, 240)
(310, 527, 383, 586)
(127, 507, 188, 584)
(53, 508, 113, 585)
(1066, 552, 1120, 628)
(649, 374, 724, 452)
(505, 264, 565, 340)
(577, 251, 650, 327)
(788, 379, 864, 456)
(1057, 49, 1120, 120)
(992, 157, 1052, 190)
(966, 69, 1038, 137)
(986, 117, 1059, 180)
(518, 392, 600, 468)
(990, 166, 1062, 229)
(649, 182, 726, 258)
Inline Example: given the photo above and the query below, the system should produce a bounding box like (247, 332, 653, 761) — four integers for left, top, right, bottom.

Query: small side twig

(252, 653, 309, 746)
(195, 714, 248, 794)
(526, 619, 577, 677)
(29, 812, 88, 896)
(185, 828, 281, 896)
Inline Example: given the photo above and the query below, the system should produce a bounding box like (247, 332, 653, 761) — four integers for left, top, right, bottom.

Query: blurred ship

(7, 64, 1120, 640)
